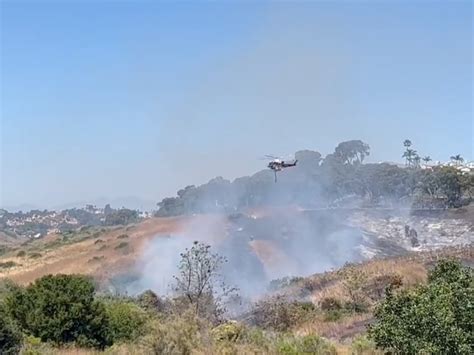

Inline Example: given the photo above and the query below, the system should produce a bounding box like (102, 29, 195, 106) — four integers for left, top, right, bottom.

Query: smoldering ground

(122, 208, 364, 298)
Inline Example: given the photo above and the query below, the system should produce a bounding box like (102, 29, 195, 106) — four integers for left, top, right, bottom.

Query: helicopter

(263, 155, 298, 182)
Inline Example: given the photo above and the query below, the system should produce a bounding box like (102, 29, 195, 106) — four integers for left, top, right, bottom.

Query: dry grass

(306, 258, 426, 306)
(0, 216, 192, 285)
(297, 313, 373, 341)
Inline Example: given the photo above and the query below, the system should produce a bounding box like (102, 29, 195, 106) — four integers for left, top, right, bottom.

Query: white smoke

(125, 208, 364, 297)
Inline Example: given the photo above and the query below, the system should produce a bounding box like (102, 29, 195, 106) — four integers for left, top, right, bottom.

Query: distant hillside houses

(0, 205, 142, 239)
(422, 161, 474, 175)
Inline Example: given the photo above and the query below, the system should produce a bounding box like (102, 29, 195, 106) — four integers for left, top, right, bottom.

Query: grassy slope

(0, 216, 191, 284)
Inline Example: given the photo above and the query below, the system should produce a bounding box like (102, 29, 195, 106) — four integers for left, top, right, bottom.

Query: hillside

(0, 216, 186, 284)
(1, 207, 472, 354)
(1, 205, 472, 291)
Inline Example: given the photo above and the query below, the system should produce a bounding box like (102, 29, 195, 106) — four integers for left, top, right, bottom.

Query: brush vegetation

(0, 243, 472, 354)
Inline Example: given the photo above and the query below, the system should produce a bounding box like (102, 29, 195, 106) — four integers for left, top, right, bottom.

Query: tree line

(156, 139, 473, 216)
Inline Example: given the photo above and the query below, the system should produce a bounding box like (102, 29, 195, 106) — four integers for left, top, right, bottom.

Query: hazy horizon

(1, 1, 472, 210)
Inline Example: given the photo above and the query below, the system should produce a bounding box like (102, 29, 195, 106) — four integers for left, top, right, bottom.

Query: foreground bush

(211, 321, 244, 342)
(0, 304, 22, 355)
(276, 334, 336, 355)
(351, 335, 381, 355)
(250, 296, 317, 331)
(5, 274, 111, 349)
(105, 300, 148, 343)
(369, 259, 473, 354)
(141, 312, 205, 354)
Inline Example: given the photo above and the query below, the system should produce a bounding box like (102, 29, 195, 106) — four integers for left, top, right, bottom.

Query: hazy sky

(1, 1, 472, 209)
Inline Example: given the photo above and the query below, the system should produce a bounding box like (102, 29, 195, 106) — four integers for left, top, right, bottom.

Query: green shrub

(276, 334, 336, 355)
(351, 335, 380, 355)
(240, 327, 272, 351)
(0, 304, 22, 355)
(5, 274, 111, 349)
(116, 234, 129, 240)
(369, 259, 473, 354)
(19, 335, 45, 355)
(28, 252, 42, 259)
(141, 312, 204, 354)
(16, 251, 26, 258)
(105, 301, 148, 343)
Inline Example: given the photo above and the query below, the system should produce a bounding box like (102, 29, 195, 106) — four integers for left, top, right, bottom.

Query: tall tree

(173, 241, 237, 320)
(402, 140, 413, 166)
(422, 156, 432, 165)
(334, 140, 370, 165)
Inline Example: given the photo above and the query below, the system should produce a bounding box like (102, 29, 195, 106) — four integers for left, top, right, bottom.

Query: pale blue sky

(1, 1, 472, 210)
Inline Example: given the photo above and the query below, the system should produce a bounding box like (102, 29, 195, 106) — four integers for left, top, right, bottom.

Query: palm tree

(402, 149, 417, 167)
(413, 154, 421, 168)
(450, 154, 464, 166)
(422, 156, 432, 165)
(402, 140, 413, 166)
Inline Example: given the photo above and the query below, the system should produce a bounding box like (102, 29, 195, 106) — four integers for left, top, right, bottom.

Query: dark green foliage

(369, 259, 473, 354)
(0, 304, 22, 355)
(28, 252, 42, 259)
(16, 250, 26, 258)
(419, 167, 465, 207)
(116, 234, 129, 239)
(5, 274, 111, 348)
(334, 140, 370, 165)
(155, 140, 472, 216)
(103, 209, 139, 226)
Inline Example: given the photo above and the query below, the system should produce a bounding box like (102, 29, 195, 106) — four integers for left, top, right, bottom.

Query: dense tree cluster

(103, 207, 139, 226)
(156, 140, 473, 216)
